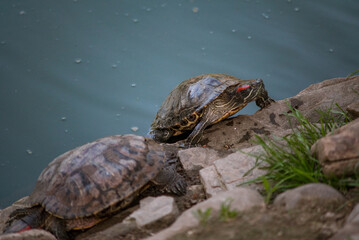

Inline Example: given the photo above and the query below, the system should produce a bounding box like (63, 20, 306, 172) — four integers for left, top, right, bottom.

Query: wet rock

(124, 196, 178, 228)
(201, 75, 359, 151)
(199, 145, 266, 197)
(273, 183, 346, 210)
(178, 147, 222, 171)
(330, 203, 359, 240)
(311, 118, 359, 177)
(0, 229, 56, 240)
(145, 188, 265, 240)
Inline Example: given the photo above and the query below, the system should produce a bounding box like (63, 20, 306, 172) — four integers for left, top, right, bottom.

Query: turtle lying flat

(3, 135, 186, 240)
(151, 74, 274, 145)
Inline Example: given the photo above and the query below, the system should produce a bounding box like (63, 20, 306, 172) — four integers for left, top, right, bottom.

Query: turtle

(150, 74, 274, 145)
(3, 134, 187, 240)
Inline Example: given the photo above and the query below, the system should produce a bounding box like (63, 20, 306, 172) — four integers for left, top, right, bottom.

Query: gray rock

(346, 203, 359, 224)
(199, 145, 266, 197)
(329, 203, 359, 240)
(311, 118, 359, 176)
(178, 147, 222, 171)
(0, 230, 56, 240)
(214, 145, 266, 191)
(273, 183, 346, 210)
(124, 196, 178, 228)
(145, 188, 265, 240)
(199, 165, 225, 198)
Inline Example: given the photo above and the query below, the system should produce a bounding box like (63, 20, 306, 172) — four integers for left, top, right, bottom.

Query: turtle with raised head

(3, 135, 186, 240)
(151, 74, 274, 145)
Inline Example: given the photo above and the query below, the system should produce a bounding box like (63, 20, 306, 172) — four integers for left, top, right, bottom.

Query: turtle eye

(236, 85, 250, 93)
(163, 130, 170, 138)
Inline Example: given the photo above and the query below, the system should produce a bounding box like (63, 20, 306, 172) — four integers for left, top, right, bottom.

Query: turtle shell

(27, 134, 165, 219)
(152, 74, 244, 129)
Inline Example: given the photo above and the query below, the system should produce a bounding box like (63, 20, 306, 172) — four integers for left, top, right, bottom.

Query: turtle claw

(256, 94, 275, 109)
(169, 177, 187, 195)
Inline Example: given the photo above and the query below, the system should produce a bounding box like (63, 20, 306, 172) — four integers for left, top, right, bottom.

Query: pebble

(131, 127, 139, 132)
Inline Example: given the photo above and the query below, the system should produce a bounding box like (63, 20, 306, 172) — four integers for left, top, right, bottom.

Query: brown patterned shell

(151, 74, 244, 129)
(28, 134, 165, 219)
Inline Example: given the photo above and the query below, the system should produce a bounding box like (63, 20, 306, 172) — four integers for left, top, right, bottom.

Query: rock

(0, 229, 56, 240)
(214, 145, 266, 191)
(76, 221, 137, 240)
(311, 118, 359, 176)
(178, 147, 223, 171)
(199, 145, 266, 197)
(329, 203, 359, 240)
(273, 183, 346, 210)
(199, 165, 225, 198)
(347, 101, 359, 119)
(346, 203, 359, 224)
(124, 196, 178, 228)
(0, 197, 29, 233)
(187, 185, 206, 205)
(200, 75, 359, 151)
(145, 188, 265, 240)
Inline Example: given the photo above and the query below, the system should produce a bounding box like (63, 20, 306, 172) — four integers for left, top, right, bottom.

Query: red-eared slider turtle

(4, 135, 186, 240)
(151, 74, 274, 145)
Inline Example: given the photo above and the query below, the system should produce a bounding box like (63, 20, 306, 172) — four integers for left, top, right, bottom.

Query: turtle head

(235, 78, 265, 102)
(150, 128, 174, 143)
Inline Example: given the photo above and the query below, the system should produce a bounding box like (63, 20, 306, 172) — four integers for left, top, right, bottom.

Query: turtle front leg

(185, 118, 211, 146)
(255, 89, 274, 109)
(152, 161, 187, 195)
(45, 215, 69, 240)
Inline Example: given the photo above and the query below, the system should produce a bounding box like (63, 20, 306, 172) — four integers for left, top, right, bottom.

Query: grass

(193, 208, 212, 226)
(219, 198, 238, 221)
(346, 68, 359, 78)
(243, 102, 358, 203)
(193, 198, 238, 225)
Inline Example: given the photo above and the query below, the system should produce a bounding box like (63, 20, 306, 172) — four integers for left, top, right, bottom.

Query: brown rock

(273, 183, 346, 210)
(178, 147, 223, 171)
(347, 101, 359, 119)
(201, 76, 359, 151)
(330, 203, 359, 240)
(311, 118, 359, 176)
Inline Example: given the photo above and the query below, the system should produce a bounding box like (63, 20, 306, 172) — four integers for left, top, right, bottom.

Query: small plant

(193, 208, 212, 226)
(241, 103, 358, 201)
(219, 198, 238, 221)
(346, 68, 359, 78)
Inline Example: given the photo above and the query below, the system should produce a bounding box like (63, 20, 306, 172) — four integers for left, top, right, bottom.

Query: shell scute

(28, 135, 166, 219)
(152, 74, 242, 129)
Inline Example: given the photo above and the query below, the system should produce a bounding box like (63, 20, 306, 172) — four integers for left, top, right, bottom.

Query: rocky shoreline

(1, 75, 358, 240)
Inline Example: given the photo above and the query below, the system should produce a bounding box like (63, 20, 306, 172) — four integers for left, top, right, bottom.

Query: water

(0, 0, 358, 208)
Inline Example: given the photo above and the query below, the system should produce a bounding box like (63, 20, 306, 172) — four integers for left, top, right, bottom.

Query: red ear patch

(19, 225, 32, 233)
(236, 85, 250, 93)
